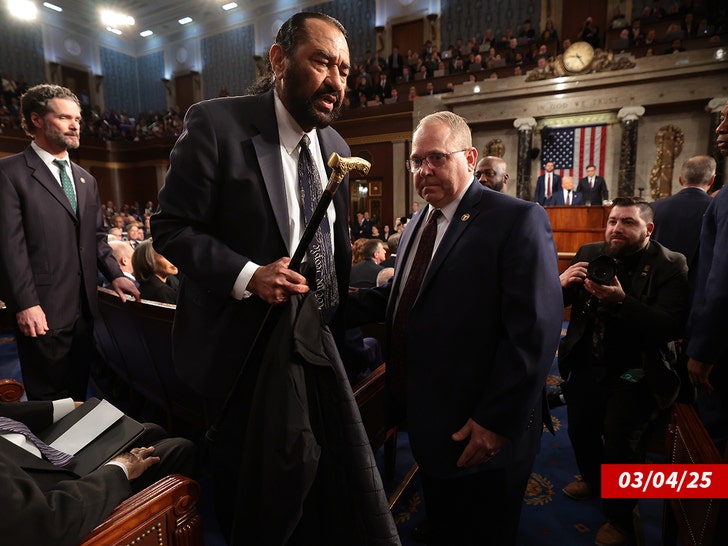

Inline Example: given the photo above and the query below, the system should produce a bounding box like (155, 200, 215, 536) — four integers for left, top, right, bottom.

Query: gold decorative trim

(536, 112, 618, 129)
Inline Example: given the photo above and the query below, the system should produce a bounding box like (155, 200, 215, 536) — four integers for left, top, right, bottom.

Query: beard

(605, 231, 648, 258)
(48, 128, 80, 150)
(282, 64, 343, 130)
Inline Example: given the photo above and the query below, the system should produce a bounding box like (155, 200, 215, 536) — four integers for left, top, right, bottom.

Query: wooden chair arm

(0, 378, 25, 402)
(80, 474, 203, 546)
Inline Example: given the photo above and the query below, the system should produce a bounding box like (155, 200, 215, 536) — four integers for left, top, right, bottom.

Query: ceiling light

(222, 2, 238, 10)
(178, 16, 192, 25)
(101, 9, 135, 27)
(42, 2, 63, 12)
(8, 0, 37, 20)
(140, 30, 153, 37)
(106, 26, 122, 35)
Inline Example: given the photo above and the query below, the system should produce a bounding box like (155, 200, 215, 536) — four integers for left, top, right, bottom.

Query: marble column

(513, 117, 537, 201)
(617, 106, 645, 198)
(707, 97, 728, 192)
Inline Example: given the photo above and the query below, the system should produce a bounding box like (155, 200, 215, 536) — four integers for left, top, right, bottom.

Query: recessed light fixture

(8, 0, 37, 20)
(140, 30, 153, 37)
(222, 2, 238, 10)
(178, 17, 193, 25)
(106, 26, 122, 35)
(42, 2, 63, 12)
(101, 10, 135, 27)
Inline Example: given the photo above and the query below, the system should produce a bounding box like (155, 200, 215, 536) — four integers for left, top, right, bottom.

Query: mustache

(312, 85, 341, 102)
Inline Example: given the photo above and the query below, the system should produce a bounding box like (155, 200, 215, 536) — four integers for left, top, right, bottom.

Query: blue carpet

(383, 360, 665, 546)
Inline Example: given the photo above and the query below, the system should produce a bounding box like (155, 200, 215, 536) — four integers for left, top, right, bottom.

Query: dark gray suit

(0, 147, 123, 399)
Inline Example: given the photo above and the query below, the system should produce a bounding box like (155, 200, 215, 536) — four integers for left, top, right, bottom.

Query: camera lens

(587, 255, 618, 285)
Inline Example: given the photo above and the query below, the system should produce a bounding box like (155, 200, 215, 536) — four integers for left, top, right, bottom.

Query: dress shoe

(595, 521, 628, 546)
(562, 479, 595, 500)
(410, 519, 429, 544)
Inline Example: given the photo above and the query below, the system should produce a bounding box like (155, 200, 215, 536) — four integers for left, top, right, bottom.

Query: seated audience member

(125, 222, 145, 248)
(380, 232, 400, 268)
(0, 398, 197, 546)
(543, 19, 559, 42)
(132, 239, 179, 304)
(376, 267, 394, 287)
(663, 38, 686, 54)
(351, 237, 368, 265)
(350, 238, 386, 288)
(106, 240, 139, 288)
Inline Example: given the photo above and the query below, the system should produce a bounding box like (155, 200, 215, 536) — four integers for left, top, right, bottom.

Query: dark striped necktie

(298, 135, 338, 312)
(0, 415, 74, 466)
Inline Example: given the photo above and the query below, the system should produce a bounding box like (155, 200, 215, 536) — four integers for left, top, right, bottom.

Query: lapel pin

(461, 213, 470, 221)
(80, 177, 86, 183)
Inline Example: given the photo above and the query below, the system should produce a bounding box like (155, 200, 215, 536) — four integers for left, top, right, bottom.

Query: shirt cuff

(105, 460, 130, 479)
(231, 261, 260, 300)
(52, 398, 76, 422)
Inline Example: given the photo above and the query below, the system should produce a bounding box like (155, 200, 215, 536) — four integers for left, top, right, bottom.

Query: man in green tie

(0, 84, 139, 401)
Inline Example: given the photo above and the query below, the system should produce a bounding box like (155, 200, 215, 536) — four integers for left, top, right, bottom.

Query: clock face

(563, 41, 595, 73)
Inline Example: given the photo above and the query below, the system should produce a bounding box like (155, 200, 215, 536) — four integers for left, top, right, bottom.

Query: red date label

(601, 464, 728, 498)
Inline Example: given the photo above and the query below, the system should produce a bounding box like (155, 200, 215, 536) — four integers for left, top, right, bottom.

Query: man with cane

(152, 12, 397, 545)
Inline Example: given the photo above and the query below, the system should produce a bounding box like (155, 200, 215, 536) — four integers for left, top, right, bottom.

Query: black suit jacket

(650, 187, 712, 269)
(559, 241, 689, 388)
(349, 259, 383, 288)
(349, 182, 563, 477)
(0, 401, 131, 546)
(576, 175, 609, 205)
(151, 91, 352, 416)
(0, 147, 123, 328)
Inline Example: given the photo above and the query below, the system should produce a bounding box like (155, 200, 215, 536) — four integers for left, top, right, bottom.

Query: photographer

(557, 197, 689, 546)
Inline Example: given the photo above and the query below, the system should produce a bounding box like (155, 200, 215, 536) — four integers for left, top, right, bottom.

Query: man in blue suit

(349, 111, 563, 545)
(686, 99, 728, 451)
(545, 176, 583, 206)
(650, 155, 714, 274)
(534, 160, 562, 205)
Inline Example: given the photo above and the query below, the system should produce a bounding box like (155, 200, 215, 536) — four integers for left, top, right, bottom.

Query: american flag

(541, 124, 607, 179)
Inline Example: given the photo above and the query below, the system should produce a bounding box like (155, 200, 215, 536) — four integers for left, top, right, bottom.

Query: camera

(547, 382, 568, 408)
(586, 255, 618, 285)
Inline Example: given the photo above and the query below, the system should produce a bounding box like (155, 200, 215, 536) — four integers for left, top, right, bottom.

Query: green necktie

(53, 159, 77, 213)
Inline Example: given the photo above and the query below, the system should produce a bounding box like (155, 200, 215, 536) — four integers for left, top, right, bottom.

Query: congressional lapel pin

(80, 177, 86, 183)
(461, 213, 470, 222)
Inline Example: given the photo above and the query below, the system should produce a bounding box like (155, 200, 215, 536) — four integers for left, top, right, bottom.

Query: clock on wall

(562, 41, 595, 73)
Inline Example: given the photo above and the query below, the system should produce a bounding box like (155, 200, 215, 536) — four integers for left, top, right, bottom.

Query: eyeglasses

(406, 149, 468, 173)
